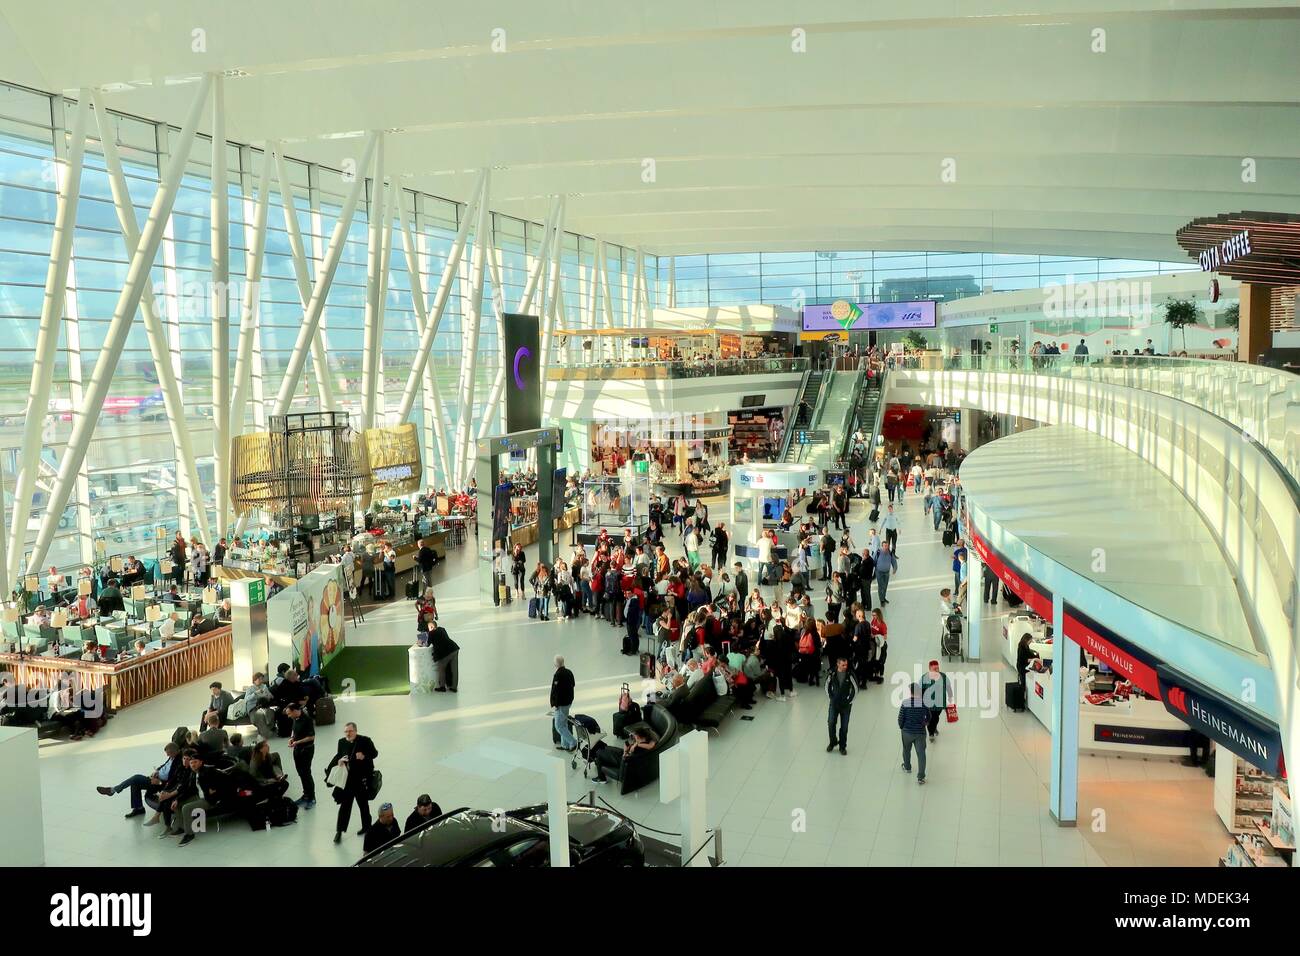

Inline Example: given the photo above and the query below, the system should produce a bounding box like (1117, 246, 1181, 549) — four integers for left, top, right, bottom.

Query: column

(966, 550, 983, 661)
(1048, 592, 1079, 826)
(1237, 282, 1272, 364)
(0, 727, 44, 865)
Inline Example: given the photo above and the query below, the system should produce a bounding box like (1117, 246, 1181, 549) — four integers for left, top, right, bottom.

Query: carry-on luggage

(942, 527, 955, 547)
(314, 694, 337, 725)
(941, 614, 963, 661)
(1005, 681, 1026, 712)
(1002, 583, 1023, 607)
(267, 795, 298, 827)
(869, 507, 880, 523)
(528, 598, 539, 619)
(639, 651, 656, 679)
(405, 575, 420, 600)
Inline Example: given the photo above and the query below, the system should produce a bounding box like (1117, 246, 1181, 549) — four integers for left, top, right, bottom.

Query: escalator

(792, 368, 862, 471)
(839, 370, 886, 466)
(780, 370, 825, 461)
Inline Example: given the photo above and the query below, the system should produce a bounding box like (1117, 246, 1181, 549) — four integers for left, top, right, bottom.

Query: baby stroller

(941, 611, 964, 662)
(566, 713, 604, 779)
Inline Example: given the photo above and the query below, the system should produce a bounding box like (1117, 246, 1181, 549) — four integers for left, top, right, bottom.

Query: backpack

(798, 632, 816, 654)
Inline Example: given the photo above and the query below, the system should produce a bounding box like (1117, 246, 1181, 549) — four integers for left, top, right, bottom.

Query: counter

(0, 625, 233, 711)
(1021, 664, 1192, 757)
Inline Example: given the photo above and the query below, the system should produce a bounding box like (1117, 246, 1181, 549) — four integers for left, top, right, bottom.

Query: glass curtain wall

(658, 251, 1197, 309)
(0, 81, 639, 571)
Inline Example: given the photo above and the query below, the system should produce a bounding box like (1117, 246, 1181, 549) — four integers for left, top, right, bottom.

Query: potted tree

(1222, 302, 1240, 329)
(1162, 297, 1201, 352)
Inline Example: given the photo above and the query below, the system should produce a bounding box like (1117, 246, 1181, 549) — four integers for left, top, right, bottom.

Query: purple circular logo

(512, 346, 532, 389)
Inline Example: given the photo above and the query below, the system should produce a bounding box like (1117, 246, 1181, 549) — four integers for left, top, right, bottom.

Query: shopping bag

(946, 702, 958, 723)
(325, 763, 349, 789)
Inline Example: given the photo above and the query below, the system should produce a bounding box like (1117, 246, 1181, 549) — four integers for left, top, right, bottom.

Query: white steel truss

(6, 94, 89, 582)
(27, 75, 214, 575)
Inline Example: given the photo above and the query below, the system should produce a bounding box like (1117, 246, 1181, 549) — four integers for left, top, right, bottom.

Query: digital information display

(801, 299, 937, 332)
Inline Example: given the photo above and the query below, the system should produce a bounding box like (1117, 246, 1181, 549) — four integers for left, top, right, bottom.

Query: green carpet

(321, 646, 411, 697)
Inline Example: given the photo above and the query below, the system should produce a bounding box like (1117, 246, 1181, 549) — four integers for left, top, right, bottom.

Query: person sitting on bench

(592, 724, 659, 784)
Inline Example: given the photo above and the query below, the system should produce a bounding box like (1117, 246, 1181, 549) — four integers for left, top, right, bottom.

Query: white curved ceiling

(2, 0, 1299, 259)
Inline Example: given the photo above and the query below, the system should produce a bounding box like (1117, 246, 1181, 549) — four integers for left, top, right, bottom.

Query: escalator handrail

(779, 367, 811, 462)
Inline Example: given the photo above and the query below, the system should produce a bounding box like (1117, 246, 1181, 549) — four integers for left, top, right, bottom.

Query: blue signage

(1156, 666, 1284, 773)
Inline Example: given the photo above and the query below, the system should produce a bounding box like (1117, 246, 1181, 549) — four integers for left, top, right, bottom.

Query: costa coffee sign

(1197, 229, 1251, 272)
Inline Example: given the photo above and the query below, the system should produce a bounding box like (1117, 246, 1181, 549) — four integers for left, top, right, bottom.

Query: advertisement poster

(802, 299, 937, 332)
(268, 564, 347, 677)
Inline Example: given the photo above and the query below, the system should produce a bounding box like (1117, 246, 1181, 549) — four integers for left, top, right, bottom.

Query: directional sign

(794, 430, 831, 445)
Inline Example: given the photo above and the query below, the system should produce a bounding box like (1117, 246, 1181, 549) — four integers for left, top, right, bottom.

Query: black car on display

(355, 803, 645, 868)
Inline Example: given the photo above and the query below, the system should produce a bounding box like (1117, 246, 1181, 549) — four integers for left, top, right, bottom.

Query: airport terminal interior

(0, 2, 1297, 873)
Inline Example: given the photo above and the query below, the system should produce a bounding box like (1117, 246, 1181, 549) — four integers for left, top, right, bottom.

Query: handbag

(946, 702, 958, 723)
(617, 682, 632, 712)
(365, 769, 383, 801)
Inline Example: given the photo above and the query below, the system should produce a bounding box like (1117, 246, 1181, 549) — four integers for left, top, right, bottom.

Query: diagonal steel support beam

(27, 76, 212, 575)
(92, 88, 214, 551)
(230, 146, 273, 444)
(270, 143, 336, 411)
(396, 169, 485, 422)
(211, 76, 231, 539)
(453, 169, 492, 487)
(7, 94, 89, 581)
(361, 136, 387, 429)
(398, 197, 453, 488)
(272, 132, 377, 417)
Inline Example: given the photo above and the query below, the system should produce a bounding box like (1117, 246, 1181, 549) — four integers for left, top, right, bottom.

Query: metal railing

(549, 356, 809, 381)
(937, 353, 1300, 493)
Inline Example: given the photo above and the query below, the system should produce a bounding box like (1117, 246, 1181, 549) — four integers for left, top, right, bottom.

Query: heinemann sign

(1156, 666, 1282, 773)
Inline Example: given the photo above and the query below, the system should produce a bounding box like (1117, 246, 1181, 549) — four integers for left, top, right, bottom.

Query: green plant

(902, 330, 927, 350)
(1222, 302, 1240, 329)
(1162, 297, 1201, 351)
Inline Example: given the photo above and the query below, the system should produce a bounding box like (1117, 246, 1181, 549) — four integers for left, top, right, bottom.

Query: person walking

(874, 542, 898, 606)
(550, 656, 577, 753)
(327, 722, 380, 844)
(920, 659, 952, 741)
(899, 683, 930, 785)
(416, 539, 437, 593)
(684, 523, 701, 573)
(510, 544, 527, 598)
(881, 504, 900, 557)
(285, 701, 316, 809)
(825, 657, 857, 755)
(430, 625, 459, 692)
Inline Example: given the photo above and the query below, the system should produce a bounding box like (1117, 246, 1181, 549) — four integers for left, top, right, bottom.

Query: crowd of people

(93, 666, 445, 854)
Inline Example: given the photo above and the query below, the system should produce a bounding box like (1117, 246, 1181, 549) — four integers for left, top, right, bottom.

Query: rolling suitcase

(405, 574, 420, 600)
(528, 598, 539, 619)
(1005, 681, 1026, 712)
(314, 694, 337, 725)
(942, 527, 955, 547)
(868, 507, 880, 523)
(1002, 584, 1023, 607)
(639, 651, 656, 679)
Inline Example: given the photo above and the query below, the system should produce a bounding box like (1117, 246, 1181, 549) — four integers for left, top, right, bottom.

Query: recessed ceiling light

(385, 127, 405, 134)
(223, 69, 250, 79)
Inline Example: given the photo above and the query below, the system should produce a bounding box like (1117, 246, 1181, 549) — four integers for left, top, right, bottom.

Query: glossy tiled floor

(30, 486, 1224, 867)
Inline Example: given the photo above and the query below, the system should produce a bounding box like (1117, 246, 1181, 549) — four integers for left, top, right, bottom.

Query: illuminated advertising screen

(801, 299, 937, 332)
